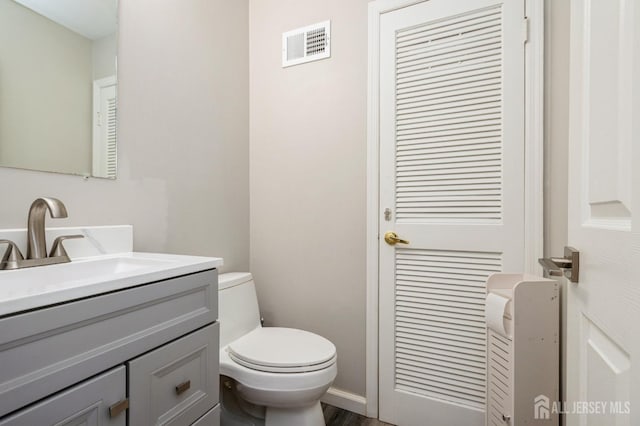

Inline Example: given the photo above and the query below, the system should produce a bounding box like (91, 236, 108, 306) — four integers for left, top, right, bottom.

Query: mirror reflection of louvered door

(378, 0, 526, 424)
(92, 76, 117, 179)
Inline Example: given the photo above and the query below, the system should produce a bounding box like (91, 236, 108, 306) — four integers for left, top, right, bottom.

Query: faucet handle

(49, 235, 84, 259)
(0, 240, 25, 270)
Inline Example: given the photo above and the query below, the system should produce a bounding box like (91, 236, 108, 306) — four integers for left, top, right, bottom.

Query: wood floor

(322, 404, 394, 426)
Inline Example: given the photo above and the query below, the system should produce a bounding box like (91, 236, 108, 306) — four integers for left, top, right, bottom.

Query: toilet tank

(218, 272, 261, 348)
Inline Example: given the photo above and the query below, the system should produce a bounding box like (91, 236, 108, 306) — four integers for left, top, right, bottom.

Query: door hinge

(522, 17, 529, 44)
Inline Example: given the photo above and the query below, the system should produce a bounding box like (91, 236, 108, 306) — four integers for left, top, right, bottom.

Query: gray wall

(544, 0, 569, 258)
(0, 0, 92, 175)
(0, 0, 250, 272)
(544, 0, 570, 402)
(92, 33, 117, 80)
(250, 0, 370, 396)
(250, 0, 570, 400)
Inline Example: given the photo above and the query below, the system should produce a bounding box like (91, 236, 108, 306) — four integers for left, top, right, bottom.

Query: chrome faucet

(26, 197, 68, 259)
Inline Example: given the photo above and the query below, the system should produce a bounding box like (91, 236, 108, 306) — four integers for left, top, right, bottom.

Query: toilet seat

(227, 327, 336, 373)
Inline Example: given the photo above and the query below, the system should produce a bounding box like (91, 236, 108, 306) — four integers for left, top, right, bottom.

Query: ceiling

(13, 0, 117, 40)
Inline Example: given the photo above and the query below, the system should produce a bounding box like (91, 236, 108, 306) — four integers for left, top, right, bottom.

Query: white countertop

(0, 252, 222, 317)
(0, 226, 223, 317)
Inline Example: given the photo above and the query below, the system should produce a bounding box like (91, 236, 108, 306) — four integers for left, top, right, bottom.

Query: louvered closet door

(378, 1, 525, 425)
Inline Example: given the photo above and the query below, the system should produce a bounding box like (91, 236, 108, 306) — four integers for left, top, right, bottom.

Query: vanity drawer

(0, 366, 126, 426)
(0, 269, 217, 418)
(192, 405, 220, 426)
(128, 323, 219, 426)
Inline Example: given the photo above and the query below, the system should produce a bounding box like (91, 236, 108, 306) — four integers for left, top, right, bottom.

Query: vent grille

(282, 21, 331, 67)
(306, 27, 327, 55)
(394, 248, 502, 409)
(395, 6, 503, 222)
(487, 329, 512, 425)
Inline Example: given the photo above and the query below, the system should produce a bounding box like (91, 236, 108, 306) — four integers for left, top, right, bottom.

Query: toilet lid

(228, 328, 336, 373)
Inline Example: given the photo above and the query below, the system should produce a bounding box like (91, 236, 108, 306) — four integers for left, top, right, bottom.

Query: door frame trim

(365, 0, 545, 418)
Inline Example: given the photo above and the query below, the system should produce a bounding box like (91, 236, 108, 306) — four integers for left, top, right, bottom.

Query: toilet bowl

(218, 272, 337, 426)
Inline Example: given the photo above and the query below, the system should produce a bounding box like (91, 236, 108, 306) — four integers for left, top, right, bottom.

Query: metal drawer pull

(175, 380, 191, 395)
(109, 398, 129, 418)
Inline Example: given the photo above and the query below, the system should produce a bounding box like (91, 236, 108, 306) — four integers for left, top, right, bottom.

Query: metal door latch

(539, 246, 580, 283)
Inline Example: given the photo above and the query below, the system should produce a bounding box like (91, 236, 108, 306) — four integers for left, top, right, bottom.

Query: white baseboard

(321, 387, 368, 416)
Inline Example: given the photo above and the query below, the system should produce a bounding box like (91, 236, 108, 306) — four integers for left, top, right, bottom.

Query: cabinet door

(0, 366, 126, 426)
(129, 323, 219, 426)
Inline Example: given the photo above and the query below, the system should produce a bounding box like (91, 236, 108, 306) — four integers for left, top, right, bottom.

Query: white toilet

(218, 272, 337, 426)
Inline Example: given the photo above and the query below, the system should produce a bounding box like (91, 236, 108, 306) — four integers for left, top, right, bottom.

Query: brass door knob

(384, 232, 409, 246)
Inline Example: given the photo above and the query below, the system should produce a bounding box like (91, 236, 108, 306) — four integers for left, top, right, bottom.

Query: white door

(565, 0, 639, 424)
(378, 0, 526, 425)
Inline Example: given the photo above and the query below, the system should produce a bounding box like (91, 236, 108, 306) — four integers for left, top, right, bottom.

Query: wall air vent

(282, 20, 331, 68)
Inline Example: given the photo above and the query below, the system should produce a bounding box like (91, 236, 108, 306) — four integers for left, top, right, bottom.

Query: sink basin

(0, 252, 222, 317)
(56, 256, 175, 279)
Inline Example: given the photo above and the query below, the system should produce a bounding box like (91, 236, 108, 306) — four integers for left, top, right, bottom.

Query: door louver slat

(397, 25, 502, 58)
(396, 40, 501, 73)
(397, 58, 501, 87)
(395, 5, 503, 222)
(394, 248, 502, 410)
(397, 67, 501, 96)
(396, 8, 500, 42)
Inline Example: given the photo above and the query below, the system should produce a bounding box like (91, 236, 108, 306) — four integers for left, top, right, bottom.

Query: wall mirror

(0, 0, 118, 179)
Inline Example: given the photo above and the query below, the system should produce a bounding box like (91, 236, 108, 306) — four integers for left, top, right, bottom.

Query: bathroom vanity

(0, 225, 222, 425)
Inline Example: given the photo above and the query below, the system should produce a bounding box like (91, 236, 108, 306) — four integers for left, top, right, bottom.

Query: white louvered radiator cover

(485, 274, 559, 425)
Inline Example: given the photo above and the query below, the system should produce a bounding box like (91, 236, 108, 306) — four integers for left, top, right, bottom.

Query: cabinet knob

(109, 398, 129, 418)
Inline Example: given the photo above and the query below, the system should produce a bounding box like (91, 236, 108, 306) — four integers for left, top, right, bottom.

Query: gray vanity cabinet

(128, 324, 219, 425)
(0, 366, 127, 426)
(0, 269, 220, 426)
(192, 406, 220, 425)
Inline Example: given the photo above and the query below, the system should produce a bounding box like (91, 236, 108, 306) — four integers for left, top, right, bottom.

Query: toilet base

(265, 402, 325, 426)
(221, 379, 327, 426)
